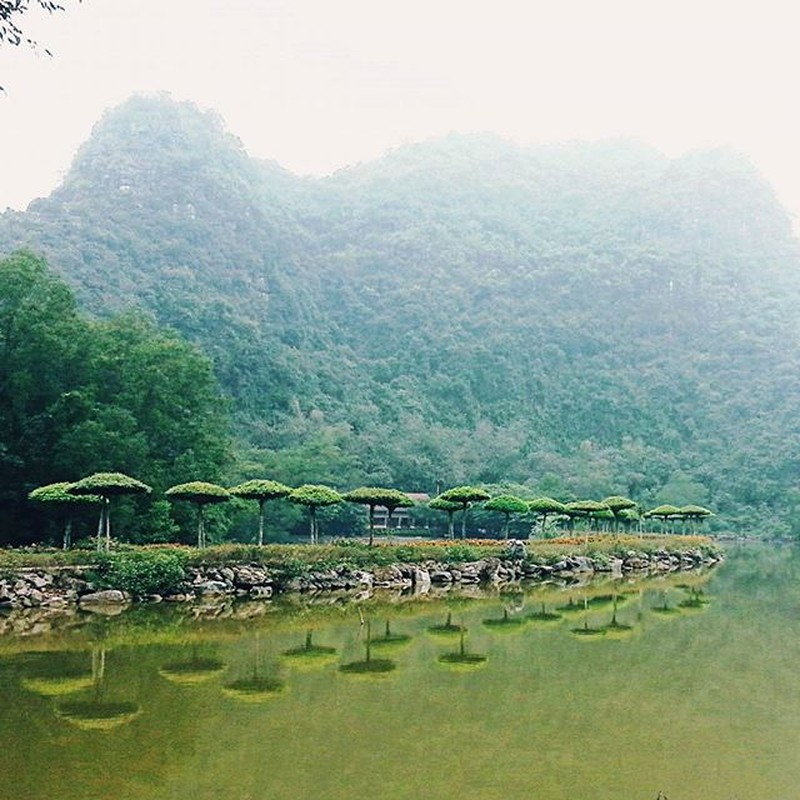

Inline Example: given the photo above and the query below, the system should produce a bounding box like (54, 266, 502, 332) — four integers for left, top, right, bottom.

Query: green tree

(679, 504, 713, 532)
(343, 487, 414, 546)
(601, 495, 638, 532)
(165, 481, 231, 547)
(482, 494, 528, 539)
(287, 484, 343, 544)
(645, 504, 682, 533)
(439, 486, 491, 539)
(428, 495, 461, 539)
(228, 479, 292, 545)
(68, 472, 152, 551)
(527, 497, 566, 538)
(27, 481, 100, 549)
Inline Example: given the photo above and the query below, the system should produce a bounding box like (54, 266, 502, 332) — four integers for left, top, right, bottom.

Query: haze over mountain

(2, 94, 799, 533)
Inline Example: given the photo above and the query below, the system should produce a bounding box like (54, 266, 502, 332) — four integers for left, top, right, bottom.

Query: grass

(0, 533, 720, 572)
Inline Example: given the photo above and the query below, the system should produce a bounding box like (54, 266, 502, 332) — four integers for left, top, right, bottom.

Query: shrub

(93, 549, 187, 597)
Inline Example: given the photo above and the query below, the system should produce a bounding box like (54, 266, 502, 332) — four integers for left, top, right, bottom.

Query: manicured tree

(679, 504, 714, 533)
(439, 486, 491, 539)
(591, 507, 615, 533)
(68, 472, 152, 551)
(645, 504, 682, 533)
(483, 494, 529, 540)
(563, 500, 609, 531)
(617, 506, 642, 533)
(228, 479, 292, 546)
(28, 482, 101, 549)
(343, 487, 415, 546)
(527, 497, 566, 538)
(288, 484, 343, 544)
(602, 496, 638, 533)
(165, 482, 231, 548)
(428, 495, 461, 539)
(563, 500, 611, 543)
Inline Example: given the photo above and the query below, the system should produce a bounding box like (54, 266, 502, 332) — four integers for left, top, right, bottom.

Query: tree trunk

(197, 504, 205, 548)
(309, 506, 316, 544)
(258, 500, 266, 546)
(447, 511, 454, 539)
(460, 504, 468, 539)
(368, 505, 375, 547)
(502, 513, 510, 540)
(104, 497, 111, 551)
(96, 505, 104, 552)
(63, 517, 72, 550)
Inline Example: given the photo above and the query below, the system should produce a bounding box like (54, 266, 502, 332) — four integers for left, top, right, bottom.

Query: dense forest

(2, 93, 800, 544)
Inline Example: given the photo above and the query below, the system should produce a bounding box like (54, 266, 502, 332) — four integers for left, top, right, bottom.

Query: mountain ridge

(2, 94, 799, 533)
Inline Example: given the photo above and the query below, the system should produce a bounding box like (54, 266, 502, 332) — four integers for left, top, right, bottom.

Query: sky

(1, 0, 800, 223)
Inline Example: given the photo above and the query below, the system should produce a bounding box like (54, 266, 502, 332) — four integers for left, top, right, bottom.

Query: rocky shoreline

(0, 546, 722, 624)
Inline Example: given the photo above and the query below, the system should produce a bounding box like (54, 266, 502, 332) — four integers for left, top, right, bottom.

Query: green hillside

(2, 94, 799, 535)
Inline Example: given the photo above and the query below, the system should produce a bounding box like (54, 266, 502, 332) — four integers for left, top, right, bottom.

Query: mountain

(2, 94, 799, 533)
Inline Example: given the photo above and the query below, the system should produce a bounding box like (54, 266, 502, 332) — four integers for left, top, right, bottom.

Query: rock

(412, 567, 431, 593)
(249, 585, 273, 599)
(79, 589, 128, 605)
(197, 580, 228, 595)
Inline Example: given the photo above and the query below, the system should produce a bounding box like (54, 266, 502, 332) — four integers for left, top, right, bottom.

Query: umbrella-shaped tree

(428, 495, 461, 539)
(287, 484, 342, 544)
(343, 487, 415, 546)
(483, 494, 529, 539)
(28, 481, 101, 549)
(439, 485, 491, 539)
(68, 472, 152, 551)
(564, 500, 610, 533)
(165, 481, 230, 547)
(679, 504, 714, 533)
(602, 496, 639, 533)
(527, 497, 566, 538)
(228, 479, 292, 546)
(645, 504, 682, 533)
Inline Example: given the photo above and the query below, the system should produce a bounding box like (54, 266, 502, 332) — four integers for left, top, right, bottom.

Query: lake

(0, 543, 796, 800)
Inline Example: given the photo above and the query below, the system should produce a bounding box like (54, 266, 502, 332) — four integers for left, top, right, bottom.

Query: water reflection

(339, 620, 396, 676)
(55, 648, 141, 731)
(222, 633, 285, 702)
(2, 561, 762, 800)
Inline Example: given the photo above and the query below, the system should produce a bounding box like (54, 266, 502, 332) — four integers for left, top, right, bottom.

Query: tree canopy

(343, 487, 415, 546)
(288, 484, 343, 544)
(3, 96, 800, 537)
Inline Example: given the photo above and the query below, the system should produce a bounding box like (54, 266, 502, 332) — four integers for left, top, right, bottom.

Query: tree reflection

(223, 633, 285, 702)
(339, 620, 396, 676)
(56, 648, 141, 730)
(438, 627, 487, 669)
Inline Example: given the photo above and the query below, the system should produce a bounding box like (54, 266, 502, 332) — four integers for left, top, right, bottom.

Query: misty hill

(2, 94, 800, 532)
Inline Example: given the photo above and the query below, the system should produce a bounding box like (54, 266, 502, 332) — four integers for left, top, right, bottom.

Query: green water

(0, 544, 797, 800)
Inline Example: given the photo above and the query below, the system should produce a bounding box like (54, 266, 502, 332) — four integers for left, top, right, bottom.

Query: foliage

(287, 484, 342, 508)
(287, 484, 343, 543)
(70, 472, 152, 497)
(0, 251, 230, 546)
(164, 481, 230, 504)
(92, 548, 187, 597)
(343, 486, 415, 545)
(228, 479, 291, 502)
(0, 1, 75, 51)
(3, 97, 800, 537)
(28, 482, 100, 505)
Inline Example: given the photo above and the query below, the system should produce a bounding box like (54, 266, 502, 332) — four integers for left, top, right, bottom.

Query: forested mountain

(2, 94, 800, 535)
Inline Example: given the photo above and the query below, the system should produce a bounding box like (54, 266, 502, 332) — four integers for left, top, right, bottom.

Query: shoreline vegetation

(0, 535, 723, 619)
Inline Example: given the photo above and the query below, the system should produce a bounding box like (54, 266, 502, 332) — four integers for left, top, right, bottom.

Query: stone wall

(0, 546, 721, 616)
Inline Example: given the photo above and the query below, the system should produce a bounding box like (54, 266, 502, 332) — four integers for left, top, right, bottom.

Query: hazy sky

(2, 0, 800, 222)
